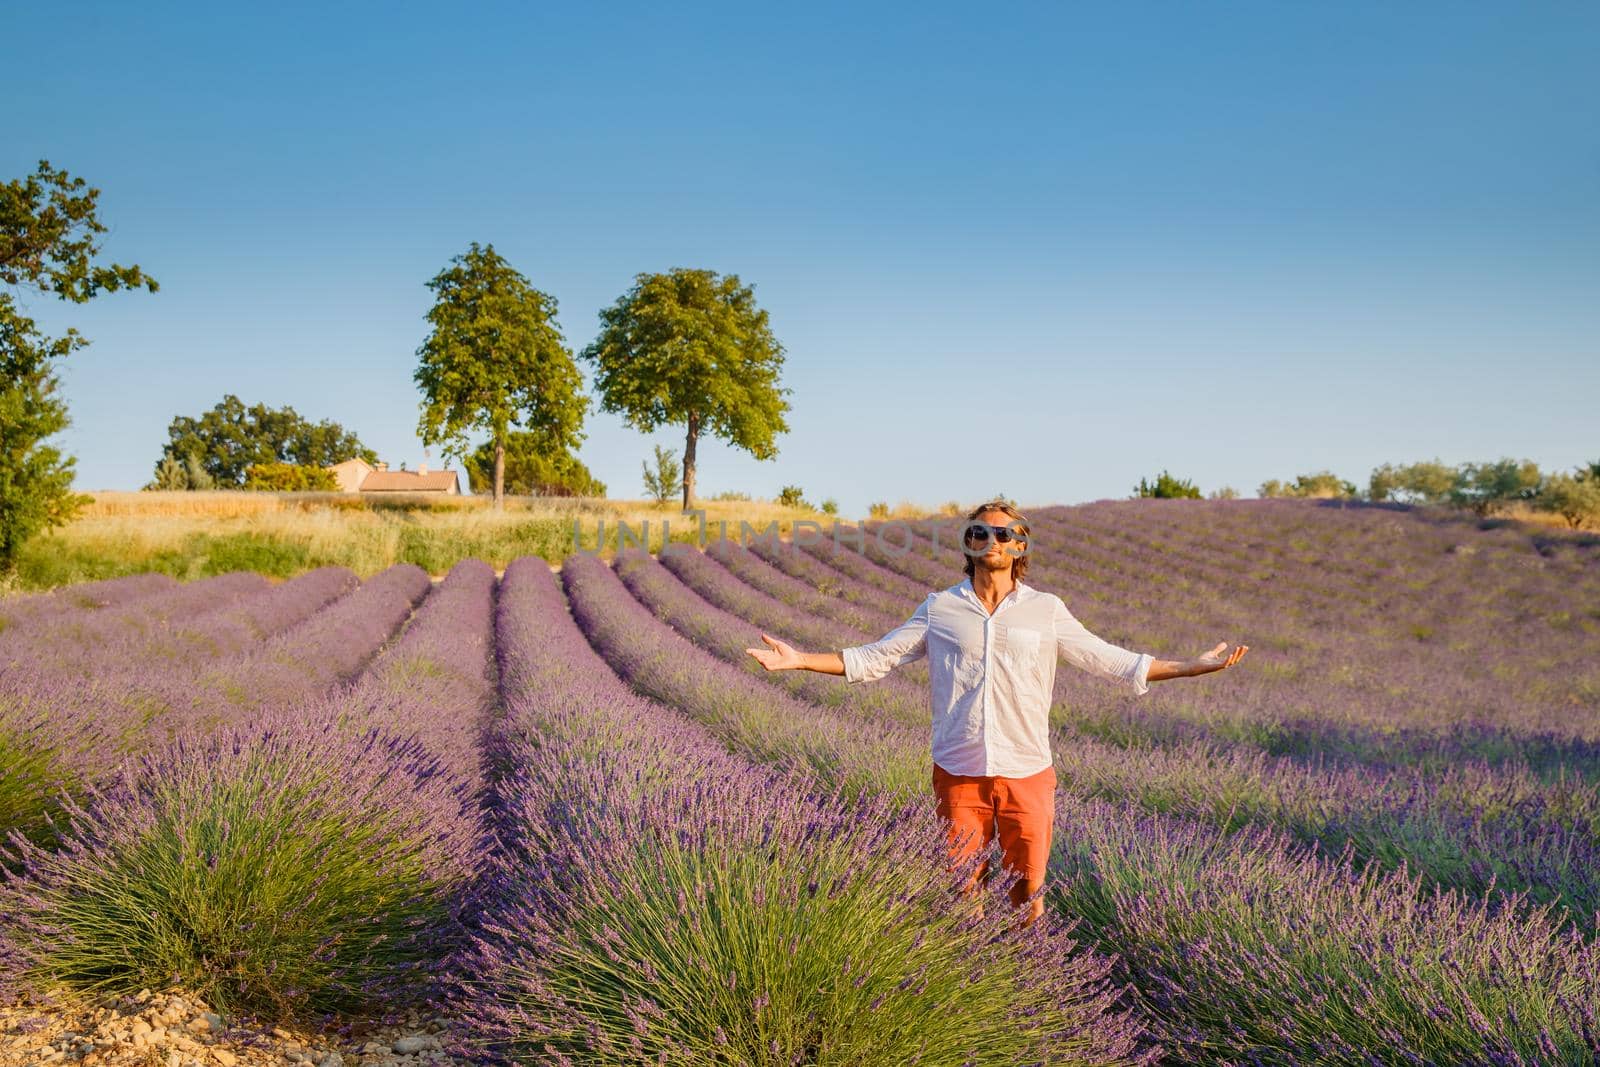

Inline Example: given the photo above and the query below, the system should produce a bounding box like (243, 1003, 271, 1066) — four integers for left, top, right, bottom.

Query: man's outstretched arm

(1146, 642, 1249, 681)
(746, 634, 845, 675)
(747, 594, 932, 680)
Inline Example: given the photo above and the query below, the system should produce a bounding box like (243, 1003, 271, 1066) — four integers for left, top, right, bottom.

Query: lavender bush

(1, 715, 477, 1018)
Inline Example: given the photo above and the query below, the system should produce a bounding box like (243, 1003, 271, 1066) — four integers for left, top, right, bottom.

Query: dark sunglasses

(964, 523, 1026, 544)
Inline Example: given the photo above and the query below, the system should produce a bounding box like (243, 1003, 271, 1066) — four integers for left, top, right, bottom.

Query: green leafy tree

(778, 485, 807, 508)
(1368, 460, 1457, 505)
(243, 462, 339, 492)
(641, 445, 681, 506)
(1133, 470, 1202, 499)
(159, 395, 374, 487)
(1450, 458, 1542, 517)
(464, 431, 605, 497)
(1538, 471, 1600, 530)
(2, 161, 157, 574)
(583, 268, 789, 510)
(415, 243, 586, 510)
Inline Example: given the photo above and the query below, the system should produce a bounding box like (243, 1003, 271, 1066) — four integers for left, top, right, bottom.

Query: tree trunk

(682, 413, 698, 511)
(493, 434, 506, 511)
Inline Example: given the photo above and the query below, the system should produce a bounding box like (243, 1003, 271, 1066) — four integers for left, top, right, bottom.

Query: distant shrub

(820, 498, 838, 515)
(711, 489, 752, 502)
(1538, 470, 1600, 529)
(243, 463, 339, 492)
(641, 445, 680, 506)
(777, 485, 807, 508)
(1134, 471, 1202, 499)
(464, 431, 606, 498)
(868, 501, 889, 519)
(1368, 460, 1456, 505)
(1450, 458, 1542, 517)
(144, 452, 215, 491)
(1259, 471, 1358, 499)
(1208, 486, 1240, 500)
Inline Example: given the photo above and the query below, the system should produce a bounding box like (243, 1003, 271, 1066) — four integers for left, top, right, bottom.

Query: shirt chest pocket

(999, 625, 1042, 670)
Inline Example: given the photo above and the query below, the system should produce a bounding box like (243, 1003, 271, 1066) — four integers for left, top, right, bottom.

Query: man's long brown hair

(962, 500, 1031, 583)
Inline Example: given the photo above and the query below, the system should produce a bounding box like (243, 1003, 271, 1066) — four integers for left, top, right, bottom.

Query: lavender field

(2, 500, 1599, 1065)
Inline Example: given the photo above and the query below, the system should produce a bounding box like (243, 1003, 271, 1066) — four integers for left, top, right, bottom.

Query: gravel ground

(0, 989, 473, 1067)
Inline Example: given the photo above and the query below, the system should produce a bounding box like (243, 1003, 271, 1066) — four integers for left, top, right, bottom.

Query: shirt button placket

(982, 610, 993, 775)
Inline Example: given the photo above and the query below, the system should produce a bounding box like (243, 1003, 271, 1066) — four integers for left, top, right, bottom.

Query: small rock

(212, 1049, 238, 1067)
(392, 1036, 428, 1055)
(272, 1027, 294, 1040)
(132, 1020, 154, 1037)
(318, 1053, 344, 1067)
(204, 1012, 224, 1031)
(187, 1016, 212, 1033)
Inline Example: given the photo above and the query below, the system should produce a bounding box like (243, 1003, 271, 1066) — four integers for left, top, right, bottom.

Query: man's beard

(977, 551, 1017, 574)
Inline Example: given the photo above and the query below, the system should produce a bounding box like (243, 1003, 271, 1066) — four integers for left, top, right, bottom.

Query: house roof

(361, 470, 459, 492)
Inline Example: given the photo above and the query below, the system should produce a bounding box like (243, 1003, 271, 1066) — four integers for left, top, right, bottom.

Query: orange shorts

(931, 763, 1056, 898)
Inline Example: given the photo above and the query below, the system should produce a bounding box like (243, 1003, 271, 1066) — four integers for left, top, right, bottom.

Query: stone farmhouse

(327, 458, 462, 495)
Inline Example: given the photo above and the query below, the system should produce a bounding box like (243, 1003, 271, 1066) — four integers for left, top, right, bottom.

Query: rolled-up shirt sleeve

(842, 595, 931, 683)
(1053, 597, 1152, 695)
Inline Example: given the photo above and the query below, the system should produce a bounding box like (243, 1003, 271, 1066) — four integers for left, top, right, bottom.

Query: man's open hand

(1197, 642, 1249, 672)
(746, 633, 802, 671)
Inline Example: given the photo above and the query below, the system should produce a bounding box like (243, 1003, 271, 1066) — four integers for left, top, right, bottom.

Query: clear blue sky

(9, 1, 1597, 515)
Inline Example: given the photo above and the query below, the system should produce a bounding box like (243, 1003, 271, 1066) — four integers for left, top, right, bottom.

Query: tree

(415, 243, 587, 510)
(1450, 458, 1542, 517)
(1133, 470, 1202, 499)
(1258, 471, 1357, 499)
(641, 445, 680, 506)
(778, 485, 808, 508)
(463, 431, 605, 497)
(2, 161, 158, 574)
(1368, 460, 1457, 505)
(1538, 471, 1600, 530)
(243, 463, 339, 492)
(158, 395, 375, 487)
(145, 452, 215, 491)
(583, 268, 789, 510)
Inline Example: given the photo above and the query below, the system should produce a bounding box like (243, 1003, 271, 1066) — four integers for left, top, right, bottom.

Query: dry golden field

(6, 491, 929, 591)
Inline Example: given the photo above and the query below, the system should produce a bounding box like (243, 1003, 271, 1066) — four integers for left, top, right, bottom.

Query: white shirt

(841, 578, 1152, 777)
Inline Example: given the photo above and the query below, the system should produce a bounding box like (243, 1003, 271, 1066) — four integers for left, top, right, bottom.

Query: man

(746, 500, 1248, 923)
